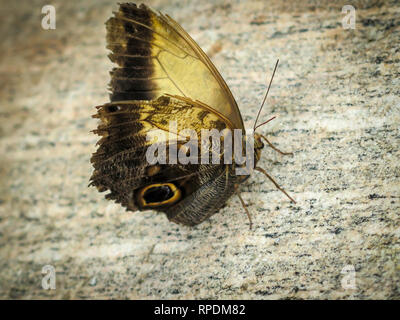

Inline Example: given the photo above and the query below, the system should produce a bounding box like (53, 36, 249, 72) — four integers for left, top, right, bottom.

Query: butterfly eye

(137, 183, 181, 208)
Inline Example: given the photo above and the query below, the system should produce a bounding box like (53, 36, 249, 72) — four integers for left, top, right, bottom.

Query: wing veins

(155, 56, 186, 97)
(111, 76, 168, 81)
(115, 15, 198, 59)
(108, 35, 191, 60)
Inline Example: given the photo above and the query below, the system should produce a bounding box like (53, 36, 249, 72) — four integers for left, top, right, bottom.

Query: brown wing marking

(105, 3, 244, 129)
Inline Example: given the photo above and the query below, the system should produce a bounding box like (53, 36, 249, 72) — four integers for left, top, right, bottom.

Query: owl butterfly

(90, 3, 295, 229)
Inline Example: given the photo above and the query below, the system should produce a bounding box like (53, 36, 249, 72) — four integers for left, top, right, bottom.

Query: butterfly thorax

(254, 132, 265, 164)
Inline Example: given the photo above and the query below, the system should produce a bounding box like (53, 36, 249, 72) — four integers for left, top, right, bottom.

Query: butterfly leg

(255, 166, 296, 204)
(234, 185, 253, 230)
(225, 165, 229, 191)
(260, 134, 293, 156)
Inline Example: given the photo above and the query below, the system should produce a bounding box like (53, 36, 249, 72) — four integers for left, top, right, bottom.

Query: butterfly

(90, 3, 295, 228)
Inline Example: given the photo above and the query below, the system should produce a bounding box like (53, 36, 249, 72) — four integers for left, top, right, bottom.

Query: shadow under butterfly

(89, 3, 296, 229)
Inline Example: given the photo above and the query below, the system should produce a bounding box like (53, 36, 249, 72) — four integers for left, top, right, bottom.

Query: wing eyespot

(137, 183, 181, 208)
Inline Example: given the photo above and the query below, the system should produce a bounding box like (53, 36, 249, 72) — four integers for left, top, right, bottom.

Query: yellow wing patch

(93, 95, 232, 148)
(107, 3, 244, 129)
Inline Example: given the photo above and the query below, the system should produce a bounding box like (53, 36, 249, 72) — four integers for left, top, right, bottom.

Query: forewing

(106, 3, 244, 129)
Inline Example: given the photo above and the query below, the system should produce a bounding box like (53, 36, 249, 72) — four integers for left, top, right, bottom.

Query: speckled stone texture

(0, 0, 399, 299)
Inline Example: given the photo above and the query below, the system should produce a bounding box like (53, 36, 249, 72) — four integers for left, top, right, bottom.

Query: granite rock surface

(0, 0, 399, 299)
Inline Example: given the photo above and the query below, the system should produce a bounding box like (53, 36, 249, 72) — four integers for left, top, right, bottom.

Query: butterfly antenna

(253, 59, 280, 131)
(254, 116, 276, 131)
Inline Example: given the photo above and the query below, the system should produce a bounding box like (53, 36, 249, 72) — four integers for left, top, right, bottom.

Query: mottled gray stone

(0, 0, 399, 299)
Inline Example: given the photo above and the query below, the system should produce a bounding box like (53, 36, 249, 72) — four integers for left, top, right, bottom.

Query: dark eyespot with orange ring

(137, 183, 181, 208)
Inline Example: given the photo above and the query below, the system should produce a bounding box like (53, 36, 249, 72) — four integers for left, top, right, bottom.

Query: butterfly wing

(91, 3, 250, 226)
(106, 3, 244, 129)
(90, 95, 240, 225)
